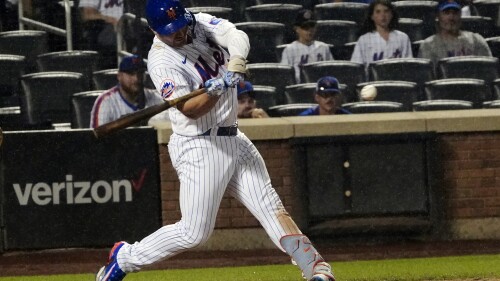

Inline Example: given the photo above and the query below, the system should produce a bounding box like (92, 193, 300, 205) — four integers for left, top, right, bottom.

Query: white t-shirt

(79, 0, 123, 20)
(280, 40, 333, 83)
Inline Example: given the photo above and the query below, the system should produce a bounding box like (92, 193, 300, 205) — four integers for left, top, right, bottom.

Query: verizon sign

(1, 128, 162, 250)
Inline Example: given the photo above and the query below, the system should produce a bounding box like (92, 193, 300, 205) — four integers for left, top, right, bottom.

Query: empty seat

(437, 56, 499, 84)
(0, 55, 26, 107)
(246, 63, 295, 104)
(36, 50, 100, 91)
(245, 4, 302, 43)
(460, 16, 494, 38)
(342, 101, 405, 114)
(186, 0, 231, 7)
(71, 90, 102, 128)
(314, 2, 368, 24)
(398, 18, 424, 42)
(92, 68, 119, 90)
(424, 78, 491, 108)
(492, 78, 500, 99)
(20, 71, 86, 125)
(252, 85, 277, 110)
(330, 41, 356, 61)
(368, 58, 434, 100)
(187, 7, 233, 21)
(0, 106, 23, 131)
(474, 0, 500, 34)
(315, 20, 359, 46)
(413, 99, 474, 111)
(234, 22, 286, 63)
(0, 30, 48, 72)
(356, 81, 419, 111)
(301, 60, 365, 102)
(285, 83, 348, 104)
(254, 0, 304, 5)
(393, 1, 437, 38)
(483, 99, 500, 108)
(267, 103, 317, 117)
(486, 36, 500, 61)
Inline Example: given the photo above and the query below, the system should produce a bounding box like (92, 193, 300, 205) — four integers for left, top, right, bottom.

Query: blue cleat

(95, 242, 127, 281)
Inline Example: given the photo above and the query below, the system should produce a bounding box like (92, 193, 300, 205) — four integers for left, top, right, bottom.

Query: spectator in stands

(90, 55, 168, 128)
(237, 81, 269, 119)
(418, 0, 492, 68)
(79, 0, 124, 69)
(280, 9, 333, 84)
(299, 76, 352, 116)
(351, 0, 412, 73)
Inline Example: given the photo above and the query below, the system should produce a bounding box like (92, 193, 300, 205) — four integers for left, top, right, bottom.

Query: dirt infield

(1, 239, 500, 277)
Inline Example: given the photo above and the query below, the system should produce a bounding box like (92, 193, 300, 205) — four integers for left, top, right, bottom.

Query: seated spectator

(351, 0, 412, 73)
(418, 0, 492, 68)
(299, 76, 352, 116)
(79, 0, 124, 69)
(90, 55, 168, 128)
(281, 9, 333, 84)
(237, 81, 269, 119)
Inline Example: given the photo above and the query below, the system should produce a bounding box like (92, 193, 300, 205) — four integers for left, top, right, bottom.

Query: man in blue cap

(299, 76, 351, 116)
(237, 81, 269, 118)
(418, 0, 492, 67)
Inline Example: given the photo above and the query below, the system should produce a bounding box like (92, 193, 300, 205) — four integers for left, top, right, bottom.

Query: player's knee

(177, 221, 214, 248)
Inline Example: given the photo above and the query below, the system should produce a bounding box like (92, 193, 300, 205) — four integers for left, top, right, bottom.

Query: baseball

(361, 85, 377, 101)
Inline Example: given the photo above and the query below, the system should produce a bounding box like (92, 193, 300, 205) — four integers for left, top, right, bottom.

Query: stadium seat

(330, 41, 356, 61)
(356, 81, 419, 111)
(437, 56, 499, 84)
(267, 103, 317, 117)
(246, 63, 295, 104)
(234, 22, 286, 63)
(424, 78, 492, 108)
(413, 99, 474, 111)
(486, 36, 500, 61)
(20, 71, 85, 125)
(301, 60, 365, 102)
(36, 50, 100, 91)
(342, 101, 405, 114)
(0, 30, 48, 73)
(368, 58, 434, 100)
(0, 106, 23, 131)
(92, 68, 118, 90)
(474, 0, 500, 35)
(314, 2, 369, 24)
(393, 1, 438, 38)
(187, 7, 233, 21)
(398, 18, 424, 42)
(244, 4, 302, 43)
(71, 90, 102, 129)
(0, 55, 26, 107)
(254, 0, 304, 5)
(460, 16, 495, 38)
(315, 20, 359, 47)
(252, 85, 277, 110)
(492, 78, 500, 99)
(483, 99, 500, 108)
(284, 83, 348, 104)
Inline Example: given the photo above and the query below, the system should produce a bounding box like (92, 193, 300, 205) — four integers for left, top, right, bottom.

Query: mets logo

(160, 79, 175, 99)
(167, 7, 176, 19)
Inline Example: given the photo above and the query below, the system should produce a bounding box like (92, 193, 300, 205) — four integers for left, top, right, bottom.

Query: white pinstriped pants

(117, 131, 300, 272)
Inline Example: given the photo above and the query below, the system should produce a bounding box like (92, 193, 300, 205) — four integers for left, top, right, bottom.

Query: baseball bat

(93, 88, 207, 138)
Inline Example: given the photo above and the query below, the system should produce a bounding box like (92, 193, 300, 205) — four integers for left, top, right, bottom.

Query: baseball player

(95, 1, 335, 281)
(281, 9, 333, 84)
(90, 55, 168, 128)
(350, 0, 413, 72)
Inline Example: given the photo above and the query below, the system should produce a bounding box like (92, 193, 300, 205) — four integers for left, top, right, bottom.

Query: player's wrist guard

(227, 56, 247, 74)
(204, 78, 227, 97)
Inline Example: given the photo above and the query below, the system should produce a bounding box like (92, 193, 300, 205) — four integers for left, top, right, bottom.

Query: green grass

(1, 254, 499, 281)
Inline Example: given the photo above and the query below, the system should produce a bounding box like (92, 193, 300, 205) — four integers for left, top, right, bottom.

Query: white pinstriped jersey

(90, 86, 167, 128)
(351, 30, 413, 67)
(147, 13, 237, 136)
(280, 40, 333, 83)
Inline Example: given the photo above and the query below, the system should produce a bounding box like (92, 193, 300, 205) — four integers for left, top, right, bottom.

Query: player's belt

(200, 126, 238, 136)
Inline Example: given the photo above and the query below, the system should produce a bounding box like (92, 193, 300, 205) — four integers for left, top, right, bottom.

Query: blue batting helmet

(146, 0, 193, 36)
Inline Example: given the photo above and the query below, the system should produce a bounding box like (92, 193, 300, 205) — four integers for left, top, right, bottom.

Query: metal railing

(17, 0, 73, 50)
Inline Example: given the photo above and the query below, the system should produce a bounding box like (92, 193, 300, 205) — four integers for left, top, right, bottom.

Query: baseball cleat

(96, 242, 127, 281)
(310, 262, 335, 281)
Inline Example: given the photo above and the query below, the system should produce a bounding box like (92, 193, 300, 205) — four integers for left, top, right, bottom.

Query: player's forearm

(176, 94, 220, 119)
(80, 7, 118, 25)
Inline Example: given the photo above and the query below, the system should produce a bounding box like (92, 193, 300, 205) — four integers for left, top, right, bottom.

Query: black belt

(201, 126, 237, 136)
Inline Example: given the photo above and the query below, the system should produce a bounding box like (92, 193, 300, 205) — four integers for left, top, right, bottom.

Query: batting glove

(204, 78, 227, 97)
(223, 71, 245, 88)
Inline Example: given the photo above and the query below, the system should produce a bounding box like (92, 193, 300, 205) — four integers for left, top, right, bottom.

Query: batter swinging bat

(93, 88, 207, 138)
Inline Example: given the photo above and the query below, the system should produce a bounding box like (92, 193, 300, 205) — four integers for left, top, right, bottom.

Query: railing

(17, 0, 73, 50)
